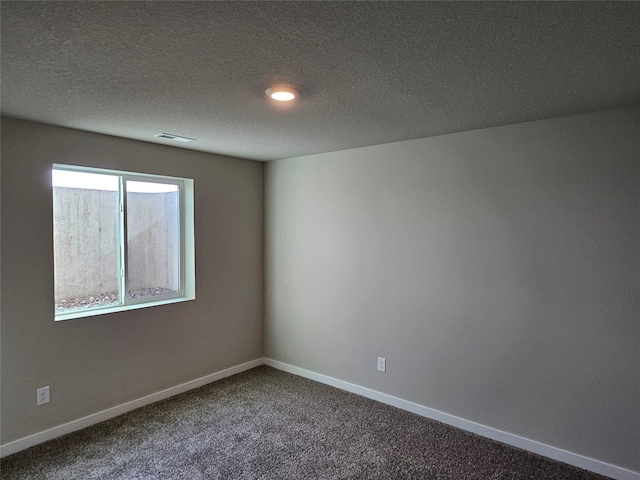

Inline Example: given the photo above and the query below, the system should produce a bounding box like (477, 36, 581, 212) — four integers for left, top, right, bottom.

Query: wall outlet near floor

(377, 357, 386, 372)
(37, 386, 50, 406)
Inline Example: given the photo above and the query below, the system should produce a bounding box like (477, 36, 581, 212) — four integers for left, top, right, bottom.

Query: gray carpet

(1, 366, 608, 479)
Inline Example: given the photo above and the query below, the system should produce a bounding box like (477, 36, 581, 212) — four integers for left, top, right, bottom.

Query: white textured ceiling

(2, 1, 639, 161)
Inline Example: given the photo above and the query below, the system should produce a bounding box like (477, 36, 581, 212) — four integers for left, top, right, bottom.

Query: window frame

(53, 164, 195, 321)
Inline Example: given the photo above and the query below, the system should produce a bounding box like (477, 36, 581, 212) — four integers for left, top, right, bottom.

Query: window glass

(126, 181, 181, 301)
(53, 170, 120, 314)
(52, 165, 194, 320)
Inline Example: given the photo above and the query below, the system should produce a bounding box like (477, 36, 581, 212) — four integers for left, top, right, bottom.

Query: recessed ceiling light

(154, 133, 195, 143)
(266, 86, 299, 102)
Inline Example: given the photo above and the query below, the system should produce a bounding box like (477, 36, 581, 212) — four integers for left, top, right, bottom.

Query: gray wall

(127, 191, 180, 293)
(53, 188, 119, 299)
(53, 188, 180, 300)
(1, 118, 264, 444)
(265, 106, 640, 471)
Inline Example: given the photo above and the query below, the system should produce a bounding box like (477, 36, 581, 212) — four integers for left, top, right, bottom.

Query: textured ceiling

(2, 1, 639, 161)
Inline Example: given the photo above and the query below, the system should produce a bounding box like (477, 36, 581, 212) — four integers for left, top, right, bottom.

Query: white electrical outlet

(377, 357, 386, 372)
(37, 386, 50, 406)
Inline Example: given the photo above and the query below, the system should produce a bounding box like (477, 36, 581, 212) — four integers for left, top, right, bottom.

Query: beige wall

(265, 106, 640, 471)
(0, 118, 264, 444)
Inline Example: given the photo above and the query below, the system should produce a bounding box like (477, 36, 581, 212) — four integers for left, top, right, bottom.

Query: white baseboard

(264, 358, 639, 480)
(3, 357, 637, 480)
(0, 358, 265, 459)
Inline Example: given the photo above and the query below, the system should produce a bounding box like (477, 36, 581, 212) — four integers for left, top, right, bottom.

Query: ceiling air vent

(154, 133, 195, 143)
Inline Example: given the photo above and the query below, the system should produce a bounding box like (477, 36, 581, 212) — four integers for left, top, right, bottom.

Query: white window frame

(53, 164, 195, 321)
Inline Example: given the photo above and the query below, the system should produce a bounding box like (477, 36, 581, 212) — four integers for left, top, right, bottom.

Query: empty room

(1, 2, 638, 479)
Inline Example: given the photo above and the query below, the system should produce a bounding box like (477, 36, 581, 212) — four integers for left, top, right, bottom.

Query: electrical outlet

(37, 386, 50, 406)
(377, 357, 386, 372)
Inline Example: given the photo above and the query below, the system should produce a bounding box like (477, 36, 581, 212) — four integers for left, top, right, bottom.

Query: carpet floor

(1, 366, 608, 479)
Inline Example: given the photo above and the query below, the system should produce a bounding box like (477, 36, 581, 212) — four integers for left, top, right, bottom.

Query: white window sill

(54, 295, 195, 321)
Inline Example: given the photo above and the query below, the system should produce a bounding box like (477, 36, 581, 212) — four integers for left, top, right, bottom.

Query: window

(52, 164, 195, 320)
